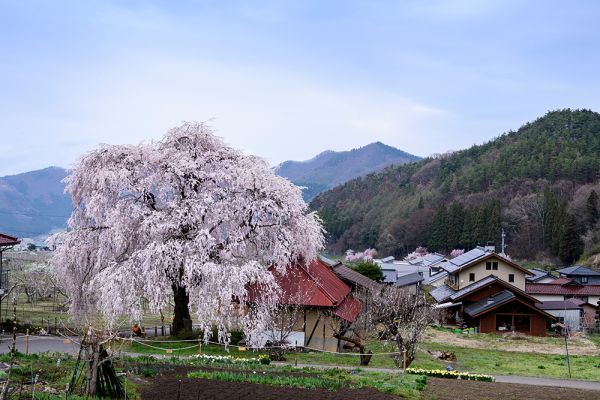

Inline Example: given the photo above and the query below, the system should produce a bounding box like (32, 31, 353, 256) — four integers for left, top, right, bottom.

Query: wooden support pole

(198, 338, 202, 355)
(25, 329, 29, 355)
(403, 349, 407, 370)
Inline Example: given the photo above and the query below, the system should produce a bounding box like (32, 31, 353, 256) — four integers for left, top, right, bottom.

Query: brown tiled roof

(332, 264, 382, 292)
(526, 282, 600, 296)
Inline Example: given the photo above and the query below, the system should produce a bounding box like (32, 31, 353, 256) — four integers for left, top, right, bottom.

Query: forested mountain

(275, 142, 420, 201)
(0, 167, 71, 239)
(311, 109, 600, 265)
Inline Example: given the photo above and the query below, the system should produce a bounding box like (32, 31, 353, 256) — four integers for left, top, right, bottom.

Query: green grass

(414, 342, 600, 381)
(187, 362, 424, 398)
(122, 338, 401, 369)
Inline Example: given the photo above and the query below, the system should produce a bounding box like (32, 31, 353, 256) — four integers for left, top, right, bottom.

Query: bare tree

(370, 287, 436, 368)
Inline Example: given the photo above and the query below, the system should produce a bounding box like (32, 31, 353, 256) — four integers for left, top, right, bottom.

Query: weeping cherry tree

(50, 122, 324, 394)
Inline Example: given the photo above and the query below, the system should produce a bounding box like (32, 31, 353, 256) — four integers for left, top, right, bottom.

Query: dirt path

(424, 329, 600, 356)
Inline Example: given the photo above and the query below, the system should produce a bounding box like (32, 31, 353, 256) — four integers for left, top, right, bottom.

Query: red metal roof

(526, 282, 600, 296)
(249, 259, 361, 322)
(271, 259, 351, 307)
(334, 295, 362, 322)
(0, 233, 20, 247)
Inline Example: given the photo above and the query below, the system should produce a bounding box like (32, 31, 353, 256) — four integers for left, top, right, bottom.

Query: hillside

(311, 109, 600, 264)
(0, 167, 71, 239)
(275, 142, 421, 201)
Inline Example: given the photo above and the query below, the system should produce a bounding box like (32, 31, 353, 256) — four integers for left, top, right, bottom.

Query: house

(251, 258, 362, 352)
(526, 279, 600, 306)
(0, 233, 20, 294)
(394, 272, 424, 294)
(556, 265, 600, 284)
(375, 252, 447, 287)
(526, 268, 557, 284)
(439, 248, 532, 291)
(431, 275, 554, 335)
(536, 299, 596, 332)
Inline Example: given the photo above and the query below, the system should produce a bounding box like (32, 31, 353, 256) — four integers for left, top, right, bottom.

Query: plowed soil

(423, 377, 600, 400)
(138, 367, 402, 400)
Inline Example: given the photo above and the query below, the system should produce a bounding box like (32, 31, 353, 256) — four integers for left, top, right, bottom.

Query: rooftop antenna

(501, 229, 507, 255)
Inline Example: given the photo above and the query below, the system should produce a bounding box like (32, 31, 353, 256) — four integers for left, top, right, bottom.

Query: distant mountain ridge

(0, 167, 71, 239)
(310, 109, 600, 264)
(275, 142, 421, 201)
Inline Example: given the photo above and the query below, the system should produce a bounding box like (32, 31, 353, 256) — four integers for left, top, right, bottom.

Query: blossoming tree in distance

(50, 122, 324, 394)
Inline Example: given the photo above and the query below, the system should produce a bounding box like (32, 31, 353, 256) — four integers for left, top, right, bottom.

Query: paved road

(0, 335, 80, 355)
(495, 374, 600, 391)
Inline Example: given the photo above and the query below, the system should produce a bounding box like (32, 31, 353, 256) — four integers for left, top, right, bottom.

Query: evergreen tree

(587, 190, 599, 227)
(487, 200, 501, 245)
(429, 206, 447, 251)
(460, 208, 476, 249)
(351, 261, 385, 283)
(474, 203, 489, 246)
(446, 202, 465, 249)
(417, 196, 425, 209)
(558, 213, 584, 264)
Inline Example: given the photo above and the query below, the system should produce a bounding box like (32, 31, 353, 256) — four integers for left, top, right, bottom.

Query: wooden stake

(25, 329, 29, 355)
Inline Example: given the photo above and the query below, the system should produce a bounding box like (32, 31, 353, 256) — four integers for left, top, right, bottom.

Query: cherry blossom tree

(345, 248, 377, 262)
(50, 122, 324, 342)
(449, 249, 465, 259)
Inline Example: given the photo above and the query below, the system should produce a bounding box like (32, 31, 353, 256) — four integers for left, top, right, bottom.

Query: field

(423, 377, 600, 400)
(120, 327, 600, 382)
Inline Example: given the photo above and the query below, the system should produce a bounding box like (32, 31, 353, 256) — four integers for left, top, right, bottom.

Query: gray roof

(424, 270, 448, 285)
(441, 248, 487, 273)
(422, 253, 446, 267)
(430, 284, 456, 302)
(556, 265, 600, 276)
(464, 290, 515, 317)
(394, 272, 424, 288)
(536, 300, 582, 310)
(449, 275, 498, 301)
(380, 256, 395, 263)
(526, 268, 551, 282)
(319, 255, 341, 268)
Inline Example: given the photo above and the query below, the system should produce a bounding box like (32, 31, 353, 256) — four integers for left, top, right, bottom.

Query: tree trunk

(85, 341, 101, 396)
(172, 284, 192, 335)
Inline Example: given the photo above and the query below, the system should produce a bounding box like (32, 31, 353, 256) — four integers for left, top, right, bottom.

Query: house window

(581, 276, 589, 284)
(508, 274, 515, 283)
(469, 273, 475, 282)
(486, 262, 492, 270)
(492, 262, 498, 270)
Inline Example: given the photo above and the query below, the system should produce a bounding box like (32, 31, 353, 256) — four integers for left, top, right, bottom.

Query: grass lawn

(414, 342, 600, 381)
(120, 338, 401, 369)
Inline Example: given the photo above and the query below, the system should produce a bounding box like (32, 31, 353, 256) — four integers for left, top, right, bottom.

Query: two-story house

(431, 248, 554, 336)
(556, 265, 600, 284)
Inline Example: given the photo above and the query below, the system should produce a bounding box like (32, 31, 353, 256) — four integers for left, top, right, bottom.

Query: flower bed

(193, 354, 266, 365)
(406, 368, 494, 382)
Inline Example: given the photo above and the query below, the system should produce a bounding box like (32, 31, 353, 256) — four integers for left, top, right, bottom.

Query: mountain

(275, 142, 421, 201)
(310, 109, 600, 265)
(0, 167, 71, 240)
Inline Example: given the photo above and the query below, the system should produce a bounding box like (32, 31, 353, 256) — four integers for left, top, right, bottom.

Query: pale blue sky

(1, 1, 599, 176)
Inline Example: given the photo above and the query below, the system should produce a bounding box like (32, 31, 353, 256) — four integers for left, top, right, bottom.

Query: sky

(1, 0, 600, 176)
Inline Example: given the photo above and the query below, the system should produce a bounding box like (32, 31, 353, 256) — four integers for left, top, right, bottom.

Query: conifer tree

(558, 213, 584, 264)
